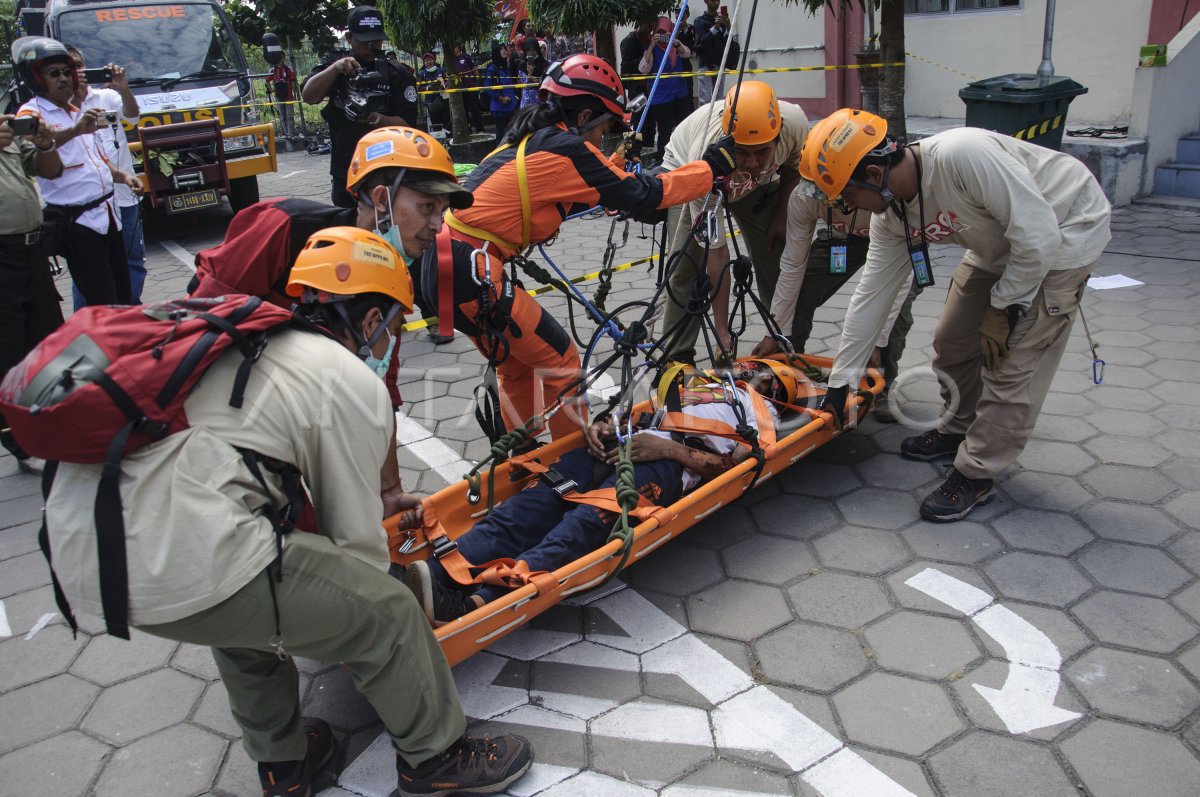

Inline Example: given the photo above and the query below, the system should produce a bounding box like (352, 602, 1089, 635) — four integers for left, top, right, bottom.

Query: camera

(341, 62, 388, 123)
(8, 115, 39, 136)
(104, 111, 119, 125)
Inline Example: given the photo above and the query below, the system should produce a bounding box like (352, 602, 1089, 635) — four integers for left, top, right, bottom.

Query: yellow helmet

(720, 81, 781, 145)
(800, 108, 891, 198)
(287, 227, 414, 314)
(346, 126, 473, 209)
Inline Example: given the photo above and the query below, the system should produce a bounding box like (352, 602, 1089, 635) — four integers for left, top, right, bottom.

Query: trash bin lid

(959, 73, 1088, 103)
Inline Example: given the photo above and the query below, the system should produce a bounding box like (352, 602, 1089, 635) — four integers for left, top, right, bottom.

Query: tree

(527, 0, 674, 70)
(376, 0, 496, 144)
(785, 0, 906, 139)
(222, 0, 350, 56)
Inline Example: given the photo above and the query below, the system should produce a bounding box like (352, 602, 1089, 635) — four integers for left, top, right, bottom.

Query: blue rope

(536, 243, 624, 340)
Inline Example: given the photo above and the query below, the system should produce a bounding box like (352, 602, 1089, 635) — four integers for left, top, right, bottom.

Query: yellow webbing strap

(515, 135, 532, 249)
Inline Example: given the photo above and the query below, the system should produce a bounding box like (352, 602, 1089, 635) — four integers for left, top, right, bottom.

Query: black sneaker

(405, 560, 477, 624)
(259, 718, 336, 797)
(394, 734, 532, 797)
(920, 468, 994, 522)
(900, 429, 965, 461)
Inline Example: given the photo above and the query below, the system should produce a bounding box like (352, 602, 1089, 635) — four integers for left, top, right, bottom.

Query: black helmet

(11, 36, 73, 95)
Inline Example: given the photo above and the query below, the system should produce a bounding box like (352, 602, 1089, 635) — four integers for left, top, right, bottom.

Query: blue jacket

(482, 64, 518, 115)
(645, 47, 688, 106)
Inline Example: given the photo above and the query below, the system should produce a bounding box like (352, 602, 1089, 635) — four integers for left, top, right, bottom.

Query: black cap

(347, 6, 387, 43)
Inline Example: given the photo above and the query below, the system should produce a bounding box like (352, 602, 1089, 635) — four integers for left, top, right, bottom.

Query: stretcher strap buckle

(430, 534, 459, 560)
(539, 467, 579, 497)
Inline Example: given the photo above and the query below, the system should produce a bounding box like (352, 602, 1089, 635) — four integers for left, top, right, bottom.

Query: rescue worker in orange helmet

(806, 109, 1111, 523)
(430, 53, 740, 440)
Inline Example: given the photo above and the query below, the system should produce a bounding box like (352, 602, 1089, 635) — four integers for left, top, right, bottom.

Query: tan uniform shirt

(46, 329, 395, 625)
(0, 134, 42, 235)
(829, 128, 1111, 387)
(662, 99, 809, 241)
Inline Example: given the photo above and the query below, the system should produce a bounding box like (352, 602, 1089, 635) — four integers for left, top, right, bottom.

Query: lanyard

(898, 148, 935, 288)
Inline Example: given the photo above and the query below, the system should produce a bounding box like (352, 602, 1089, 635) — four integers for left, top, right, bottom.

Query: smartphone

(8, 115, 39, 136)
(720, 5, 729, 15)
(82, 67, 113, 84)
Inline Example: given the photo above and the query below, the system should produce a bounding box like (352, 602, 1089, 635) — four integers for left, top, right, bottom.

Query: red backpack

(0, 295, 305, 640)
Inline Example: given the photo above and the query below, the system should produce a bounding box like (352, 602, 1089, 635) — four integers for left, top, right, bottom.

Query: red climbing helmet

(540, 54, 630, 129)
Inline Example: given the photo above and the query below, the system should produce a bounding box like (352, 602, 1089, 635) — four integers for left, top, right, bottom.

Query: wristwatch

(35, 139, 57, 153)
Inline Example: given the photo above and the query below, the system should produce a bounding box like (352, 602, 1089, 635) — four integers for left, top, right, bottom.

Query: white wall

(1130, 11, 1200, 193)
(901, 0, 1153, 124)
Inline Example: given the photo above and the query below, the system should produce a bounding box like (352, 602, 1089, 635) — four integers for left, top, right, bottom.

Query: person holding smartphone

(67, 45, 146, 307)
(637, 17, 694, 163)
(12, 36, 141, 309)
(694, 0, 736, 102)
(0, 110, 65, 475)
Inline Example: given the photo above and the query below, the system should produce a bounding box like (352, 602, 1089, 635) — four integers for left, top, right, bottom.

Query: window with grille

(905, 0, 1021, 13)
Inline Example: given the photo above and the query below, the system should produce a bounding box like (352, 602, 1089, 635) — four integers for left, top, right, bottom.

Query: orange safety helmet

(731, 358, 804, 405)
(287, 227, 415, 315)
(800, 108, 893, 198)
(346, 126, 472, 209)
(720, 81, 781, 146)
(540, 54, 630, 128)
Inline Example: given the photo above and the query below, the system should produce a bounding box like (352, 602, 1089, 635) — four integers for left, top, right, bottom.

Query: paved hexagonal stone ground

(2, 162, 1199, 797)
(1067, 647, 1200, 728)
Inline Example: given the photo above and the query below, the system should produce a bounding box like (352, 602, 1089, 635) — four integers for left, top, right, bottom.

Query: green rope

(783, 351, 829, 383)
(465, 418, 541, 511)
(598, 438, 642, 587)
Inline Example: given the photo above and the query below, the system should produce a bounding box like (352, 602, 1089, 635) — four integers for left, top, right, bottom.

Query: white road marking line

(278, 170, 307, 179)
(591, 700, 712, 746)
(24, 612, 57, 640)
(160, 240, 196, 271)
(0, 600, 11, 638)
(394, 410, 471, 485)
(905, 567, 1081, 735)
(801, 748, 919, 797)
(712, 686, 841, 773)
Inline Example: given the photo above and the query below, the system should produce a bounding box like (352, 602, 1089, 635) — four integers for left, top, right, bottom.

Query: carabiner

(469, 245, 492, 287)
(1092, 357, 1106, 385)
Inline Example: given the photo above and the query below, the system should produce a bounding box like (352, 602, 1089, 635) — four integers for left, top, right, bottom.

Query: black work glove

(819, 384, 850, 431)
(618, 131, 644, 164)
(702, 134, 737, 178)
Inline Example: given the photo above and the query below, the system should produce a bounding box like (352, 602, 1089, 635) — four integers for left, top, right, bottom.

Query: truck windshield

(56, 3, 243, 83)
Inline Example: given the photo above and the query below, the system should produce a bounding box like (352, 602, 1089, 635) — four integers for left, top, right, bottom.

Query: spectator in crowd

(638, 17, 694, 163)
(0, 110, 64, 475)
(677, 6, 697, 108)
(619, 17, 655, 99)
(14, 36, 139, 308)
(68, 45, 146, 307)
(301, 5, 419, 208)
(518, 43, 548, 108)
(694, 0, 734, 102)
(417, 52, 451, 133)
(482, 42, 518, 147)
(266, 58, 297, 141)
(452, 44, 486, 134)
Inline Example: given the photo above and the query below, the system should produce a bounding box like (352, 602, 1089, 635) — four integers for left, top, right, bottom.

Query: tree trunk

(594, 26, 617, 68)
(443, 39, 469, 144)
(878, 0, 906, 141)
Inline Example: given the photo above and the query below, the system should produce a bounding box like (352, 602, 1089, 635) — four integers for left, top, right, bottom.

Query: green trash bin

(959, 73, 1088, 151)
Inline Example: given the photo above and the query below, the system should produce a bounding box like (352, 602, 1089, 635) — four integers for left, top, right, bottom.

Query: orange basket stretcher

(386, 354, 884, 666)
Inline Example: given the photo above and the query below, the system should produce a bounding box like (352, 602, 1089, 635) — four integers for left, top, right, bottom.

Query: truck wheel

(228, 176, 260, 213)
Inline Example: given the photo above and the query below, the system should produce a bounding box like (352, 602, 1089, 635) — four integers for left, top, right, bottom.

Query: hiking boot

(394, 734, 532, 797)
(873, 389, 898, 424)
(900, 429, 965, 461)
(259, 718, 336, 797)
(405, 560, 477, 624)
(920, 468, 994, 522)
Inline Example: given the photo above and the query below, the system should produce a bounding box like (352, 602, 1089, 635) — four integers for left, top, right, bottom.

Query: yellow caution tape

(904, 52, 980, 81)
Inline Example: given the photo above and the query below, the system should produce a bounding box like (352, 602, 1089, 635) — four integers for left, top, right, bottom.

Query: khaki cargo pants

(933, 261, 1093, 481)
(140, 531, 465, 767)
(660, 180, 783, 363)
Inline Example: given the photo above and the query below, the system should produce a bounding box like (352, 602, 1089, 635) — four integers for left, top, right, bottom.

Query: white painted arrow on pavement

(904, 567, 1082, 735)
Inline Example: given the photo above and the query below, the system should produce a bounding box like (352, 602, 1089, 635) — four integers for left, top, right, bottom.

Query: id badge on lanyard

(909, 244, 934, 287)
(830, 244, 848, 274)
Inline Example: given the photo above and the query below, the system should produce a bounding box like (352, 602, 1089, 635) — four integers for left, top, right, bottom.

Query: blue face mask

(378, 224, 414, 266)
(363, 328, 396, 379)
